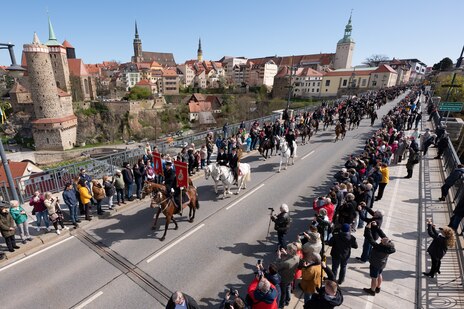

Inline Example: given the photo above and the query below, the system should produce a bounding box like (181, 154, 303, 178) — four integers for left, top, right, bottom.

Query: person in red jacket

(313, 197, 335, 222)
(247, 276, 278, 309)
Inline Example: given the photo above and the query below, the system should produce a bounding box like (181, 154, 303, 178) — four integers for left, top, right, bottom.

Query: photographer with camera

(219, 289, 246, 309)
(246, 267, 278, 309)
(274, 243, 299, 308)
(270, 204, 291, 250)
(423, 218, 455, 279)
(255, 260, 282, 307)
(303, 261, 343, 309)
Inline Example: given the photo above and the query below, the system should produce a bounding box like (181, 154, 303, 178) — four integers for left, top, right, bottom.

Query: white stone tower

(23, 33, 77, 151)
(334, 14, 355, 70)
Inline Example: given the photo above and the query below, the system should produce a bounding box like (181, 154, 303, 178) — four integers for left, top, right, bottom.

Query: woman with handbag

(44, 192, 67, 235)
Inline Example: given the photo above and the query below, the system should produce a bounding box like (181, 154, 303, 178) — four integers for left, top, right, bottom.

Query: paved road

(0, 92, 409, 308)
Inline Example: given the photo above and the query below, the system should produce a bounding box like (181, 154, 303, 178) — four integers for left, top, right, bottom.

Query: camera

(268, 207, 274, 212)
(257, 259, 261, 265)
(229, 289, 238, 295)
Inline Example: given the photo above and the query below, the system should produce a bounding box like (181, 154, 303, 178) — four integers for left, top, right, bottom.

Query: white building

(334, 14, 355, 70)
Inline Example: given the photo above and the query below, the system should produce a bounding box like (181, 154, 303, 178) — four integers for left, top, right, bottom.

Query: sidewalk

(287, 122, 464, 309)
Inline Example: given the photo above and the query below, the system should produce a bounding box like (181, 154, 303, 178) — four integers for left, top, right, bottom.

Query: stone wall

(49, 46, 71, 92)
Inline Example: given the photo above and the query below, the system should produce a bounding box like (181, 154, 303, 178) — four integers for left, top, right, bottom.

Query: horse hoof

(234, 192, 238, 195)
(151, 226, 157, 230)
(174, 226, 178, 230)
(160, 237, 165, 241)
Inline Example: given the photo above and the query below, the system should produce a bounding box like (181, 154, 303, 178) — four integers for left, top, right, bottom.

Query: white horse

(278, 137, 297, 172)
(217, 163, 251, 198)
(205, 163, 232, 197)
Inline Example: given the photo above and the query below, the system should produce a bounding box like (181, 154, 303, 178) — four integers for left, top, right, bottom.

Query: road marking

(0, 236, 74, 273)
(75, 291, 104, 309)
(146, 223, 205, 263)
(226, 183, 265, 210)
(301, 150, 315, 160)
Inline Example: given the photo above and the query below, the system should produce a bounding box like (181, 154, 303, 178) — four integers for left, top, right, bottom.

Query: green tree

(435, 74, 464, 102)
(128, 86, 152, 100)
(432, 57, 453, 71)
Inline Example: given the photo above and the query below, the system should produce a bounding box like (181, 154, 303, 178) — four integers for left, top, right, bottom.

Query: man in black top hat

(217, 147, 229, 166)
(285, 129, 295, 157)
(229, 146, 239, 185)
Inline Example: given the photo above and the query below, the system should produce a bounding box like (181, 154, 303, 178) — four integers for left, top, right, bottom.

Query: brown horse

(142, 182, 199, 241)
(296, 123, 312, 145)
(334, 123, 346, 142)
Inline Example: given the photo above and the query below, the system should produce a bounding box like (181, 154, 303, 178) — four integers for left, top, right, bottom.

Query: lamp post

(0, 42, 25, 201)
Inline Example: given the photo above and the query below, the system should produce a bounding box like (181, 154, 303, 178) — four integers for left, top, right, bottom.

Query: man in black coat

(439, 164, 464, 201)
(304, 264, 343, 309)
(285, 129, 296, 157)
(121, 162, 134, 200)
(165, 291, 200, 309)
(328, 223, 358, 285)
(217, 147, 229, 166)
(271, 204, 291, 250)
(164, 162, 176, 199)
(228, 147, 239, 184)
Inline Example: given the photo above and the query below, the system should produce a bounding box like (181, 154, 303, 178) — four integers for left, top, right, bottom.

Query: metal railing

(0, 96, 349, 204)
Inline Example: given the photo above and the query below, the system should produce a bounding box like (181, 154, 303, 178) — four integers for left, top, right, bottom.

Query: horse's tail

(245, 164, 251, 181)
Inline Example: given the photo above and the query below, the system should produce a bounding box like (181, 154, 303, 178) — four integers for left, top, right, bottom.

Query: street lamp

(0, 42, 25, 201)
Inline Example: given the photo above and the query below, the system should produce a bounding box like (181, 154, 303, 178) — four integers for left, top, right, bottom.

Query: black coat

(217, 152, 228, 166)
(228, 153, 239, 169)
(164, 168, 177, 193)
(165, 293, 200, 309)
(426, 224, 448, 260)
(272, 212, 291, 233)
(328, 231, 358, 260)
(122, 167, 133, 184)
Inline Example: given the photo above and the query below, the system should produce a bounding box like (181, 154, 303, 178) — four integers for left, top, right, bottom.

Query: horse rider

(217, 147, 229, 166)
(228, 146, 239, 185)
(285, 129, 296, 157)
(163, 161, 179, 210)
(272, 120, 281, 137)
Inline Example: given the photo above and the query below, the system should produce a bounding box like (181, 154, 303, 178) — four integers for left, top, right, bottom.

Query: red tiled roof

(62, 40, 74, 48)
(162, 68, 177, 76)
(57, 87, 71, 97)
(190, 93, 206, 102)
(372, 64, 397, 74)
(189, 101, 212, 113)
(324, 69, 374, 77)
(136, 79, 152, 86)
(9, 82, 29, 93)
(85, 64, 101, 75)
(32, 114, 77, 124)
(298, 67, 323, 77)
(249, 53, 335, 67)
(68, 59, 89, 76)
(0, 162, 28, 187)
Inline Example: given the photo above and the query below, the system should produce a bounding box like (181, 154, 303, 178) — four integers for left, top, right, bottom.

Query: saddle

(171, 191, 190, 213)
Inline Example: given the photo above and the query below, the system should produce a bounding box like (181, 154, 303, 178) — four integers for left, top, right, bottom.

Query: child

(246, 135, 252, 153)
(9, 200, 32, 244)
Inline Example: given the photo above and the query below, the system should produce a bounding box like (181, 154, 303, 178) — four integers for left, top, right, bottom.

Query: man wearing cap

(228, 146, 239, 185)
(328, 223, 358, 285)
(216, 147, 228, 166)
(163, 161, 178, 207)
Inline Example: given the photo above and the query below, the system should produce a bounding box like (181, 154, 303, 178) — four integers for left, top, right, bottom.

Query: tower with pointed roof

(45, 18, 71, 92)
(23, 32, 77, 151)
(334, 13, 355, 70)
(197, 38, 203, 62)
(132, 21, 143, 63)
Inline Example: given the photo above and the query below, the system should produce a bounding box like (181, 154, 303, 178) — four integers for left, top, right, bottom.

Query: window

(372, 81, 377, 86)
(342, 79, 348, 87)
(361, 79, 367, 86)
(325, 80, 330, 86)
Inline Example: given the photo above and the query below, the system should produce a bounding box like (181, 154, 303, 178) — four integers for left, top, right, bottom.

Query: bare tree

(363, 54, 389, 67)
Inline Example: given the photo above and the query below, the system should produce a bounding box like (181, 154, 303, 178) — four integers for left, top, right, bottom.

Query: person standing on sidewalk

(363, 222, 395, 296)
(122, 162, 134, 201)
(303, 262, 343, 309)
(374, 163, 389, 201)
(275, 243, 299, 308)
(113, 170, 125, 206)
(205, 132, 214, 165)
(0, 204, 19, 252)
(103, 175, 116, 210)
(78, 179, 93, 221)
(438, 164, 464, 201)
(44, 192, 67, 235)
(92, 180, 106, 216)
(29, 191, 51, 232)
(63, 183, 80, 227)
(404, 144, 420, 179)
(328, 223, 358, 285)
(423, 219, 455, 278)
(271, 204, 291, 250)
(9, 200, 32, 244)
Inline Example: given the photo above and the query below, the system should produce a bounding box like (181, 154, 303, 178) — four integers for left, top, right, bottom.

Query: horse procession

(141, 88, 395, 241)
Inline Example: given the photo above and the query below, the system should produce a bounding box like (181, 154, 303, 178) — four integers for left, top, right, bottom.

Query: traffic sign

(438, 102, 463, 112)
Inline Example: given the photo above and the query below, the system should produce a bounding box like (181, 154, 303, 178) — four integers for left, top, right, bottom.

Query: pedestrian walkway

(287, 129, 464, 307)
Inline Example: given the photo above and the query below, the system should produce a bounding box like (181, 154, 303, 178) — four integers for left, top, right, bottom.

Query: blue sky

(1, 0, 463, 67)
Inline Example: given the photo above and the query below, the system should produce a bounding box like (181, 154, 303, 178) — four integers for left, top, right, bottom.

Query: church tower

(334, 13, 355, 70)
(197, 38, 203, 62)
(132, 21, 143, 63)
(45, 18, 71, 92)
(24, 33, 77, 150)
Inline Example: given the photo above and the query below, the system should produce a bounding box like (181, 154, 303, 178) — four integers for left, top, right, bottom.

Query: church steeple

(133, 20, 143, 63)
(197, 37, 203, 62)
(45, 17, 60, 46)
(338, 12, 354, 44)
